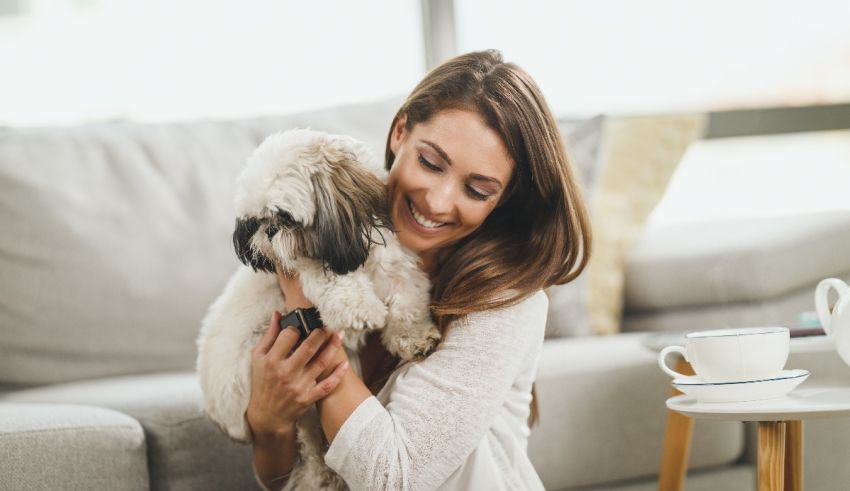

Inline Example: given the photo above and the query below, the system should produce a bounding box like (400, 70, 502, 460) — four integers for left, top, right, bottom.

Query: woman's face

(387, 109, 514, 265)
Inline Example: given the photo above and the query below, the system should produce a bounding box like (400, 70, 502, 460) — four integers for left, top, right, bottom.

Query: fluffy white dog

(196, 129, 440, 489)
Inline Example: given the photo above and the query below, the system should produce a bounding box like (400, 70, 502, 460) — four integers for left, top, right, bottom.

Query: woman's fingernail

(336, 331, 345, 340)
(341, 361, 349, 370)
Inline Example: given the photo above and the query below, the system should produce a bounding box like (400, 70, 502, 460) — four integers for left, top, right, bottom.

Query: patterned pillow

(546, 114, 707, 338)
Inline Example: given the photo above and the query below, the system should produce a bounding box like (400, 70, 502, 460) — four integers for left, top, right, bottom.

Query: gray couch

(2, 98, 850, 491)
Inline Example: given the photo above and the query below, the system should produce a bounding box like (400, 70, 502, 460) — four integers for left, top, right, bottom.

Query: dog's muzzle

(232, 217, 275, 273)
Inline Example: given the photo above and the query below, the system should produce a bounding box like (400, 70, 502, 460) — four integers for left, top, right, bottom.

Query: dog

(196, 128, 440, 489)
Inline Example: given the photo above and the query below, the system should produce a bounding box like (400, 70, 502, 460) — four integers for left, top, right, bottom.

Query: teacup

(658, 327, 790, 383)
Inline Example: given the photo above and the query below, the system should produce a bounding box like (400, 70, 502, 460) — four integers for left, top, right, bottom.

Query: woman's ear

(389, 113, 408, 155)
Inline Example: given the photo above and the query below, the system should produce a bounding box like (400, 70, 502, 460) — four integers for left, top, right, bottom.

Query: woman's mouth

(407, 199, 447, 230)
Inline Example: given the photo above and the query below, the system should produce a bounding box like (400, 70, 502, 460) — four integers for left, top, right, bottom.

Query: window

(455, 0, 850, 116)
(0, 0, 425, 126)
(455, 0, 850, 222)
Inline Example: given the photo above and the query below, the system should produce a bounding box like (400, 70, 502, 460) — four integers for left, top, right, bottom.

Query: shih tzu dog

(196, 128, 440, 489)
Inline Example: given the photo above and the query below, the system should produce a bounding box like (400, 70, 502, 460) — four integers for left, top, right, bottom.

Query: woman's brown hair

(384, 50, 592, 425)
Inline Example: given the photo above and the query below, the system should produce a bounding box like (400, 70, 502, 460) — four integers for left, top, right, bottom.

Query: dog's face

(232, 129, 391, 276)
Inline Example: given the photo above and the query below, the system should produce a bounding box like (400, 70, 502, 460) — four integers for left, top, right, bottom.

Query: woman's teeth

(409, 201, 446, 229)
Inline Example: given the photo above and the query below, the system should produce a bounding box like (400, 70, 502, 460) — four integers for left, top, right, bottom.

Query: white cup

(658, 327, 790, 383)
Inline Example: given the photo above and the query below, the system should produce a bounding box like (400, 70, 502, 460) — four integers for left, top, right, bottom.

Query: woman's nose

(424, 184, 455, 216)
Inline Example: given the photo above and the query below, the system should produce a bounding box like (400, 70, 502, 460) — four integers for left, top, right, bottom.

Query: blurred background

(2, 0, 849, 225)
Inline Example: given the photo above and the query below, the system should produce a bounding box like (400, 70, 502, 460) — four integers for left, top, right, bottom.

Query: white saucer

(672, 369, 810, 403)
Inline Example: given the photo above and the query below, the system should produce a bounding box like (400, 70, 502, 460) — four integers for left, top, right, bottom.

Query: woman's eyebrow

(470, 174, 503, 189)
(422, 140, 452, 165)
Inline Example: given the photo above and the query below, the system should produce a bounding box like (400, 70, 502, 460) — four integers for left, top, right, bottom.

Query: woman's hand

(245, 310, 349, 442)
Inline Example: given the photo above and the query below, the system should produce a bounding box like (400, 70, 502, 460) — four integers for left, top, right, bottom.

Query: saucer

(672, 369, 810, 403)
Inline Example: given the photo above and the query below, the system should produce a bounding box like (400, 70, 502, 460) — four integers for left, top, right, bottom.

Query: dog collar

(279, 307, 323, 339)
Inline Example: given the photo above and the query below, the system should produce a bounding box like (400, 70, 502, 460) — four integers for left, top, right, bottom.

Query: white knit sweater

(323, 290, 548, 490)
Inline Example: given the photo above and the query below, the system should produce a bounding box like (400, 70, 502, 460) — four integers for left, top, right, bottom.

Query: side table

(653, 334, 841, 491)
(665, 382, 850, 491)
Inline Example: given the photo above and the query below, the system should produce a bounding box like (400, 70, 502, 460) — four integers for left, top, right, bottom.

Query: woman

(246, 49, 591, 490)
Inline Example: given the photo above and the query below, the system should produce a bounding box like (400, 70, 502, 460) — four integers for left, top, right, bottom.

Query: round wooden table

(666, 382, 850, 490)
(652, 334, 843, 491)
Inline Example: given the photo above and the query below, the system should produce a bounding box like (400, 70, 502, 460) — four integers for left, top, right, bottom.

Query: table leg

(758, 421, 786, 491)
(784, 420, 803, 491)
(658, 359, 694, 491)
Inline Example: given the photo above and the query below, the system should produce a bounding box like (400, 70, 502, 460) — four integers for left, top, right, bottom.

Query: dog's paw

(320, 294, 387, 331)
(353, 294, 389, 330)
(320, 302, 387, 331)
(415, 326, 442, 357)
(350, 302, 388, 331)
(383, 323, 441, 360)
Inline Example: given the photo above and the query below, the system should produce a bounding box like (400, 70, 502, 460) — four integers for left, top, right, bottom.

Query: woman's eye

(417, 153, 489, 201)
(466, 185, 489, 201)
(418, 155, 441, 172)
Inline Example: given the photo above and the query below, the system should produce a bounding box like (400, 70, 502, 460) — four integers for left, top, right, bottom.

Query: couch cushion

(624, 211, 850, 311)
(623, 272, 850, 334)
(0, 402, 149, 491)
(0, 372, 258, 491)
(0, 98, 399, 385)
(585, 114, 707, 335)
(529, 333, 743, 489)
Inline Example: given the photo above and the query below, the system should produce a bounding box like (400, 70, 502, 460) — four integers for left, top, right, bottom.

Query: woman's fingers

(305, 330, 345, 380)
(252, 311, 283, 356)
(286, 328, 329, 367)
(307, 360, 350, 401)
(267, 319, 303, 361)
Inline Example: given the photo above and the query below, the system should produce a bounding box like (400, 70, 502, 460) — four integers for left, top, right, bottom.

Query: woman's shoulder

(457, 289, 548, 329)
(520, 289, 549, 311)
(482, 289, 548, 316)
(442, 289, 547, 354)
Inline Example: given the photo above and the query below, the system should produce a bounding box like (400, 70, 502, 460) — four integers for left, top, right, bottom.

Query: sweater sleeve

(324, 291, 548, 490)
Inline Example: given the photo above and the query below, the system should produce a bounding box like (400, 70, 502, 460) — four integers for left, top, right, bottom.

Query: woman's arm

(275, 271, 547, 489)
(246, 307, 349, 490)
(322, 292, 549, 490)
(316, 360, 372, 443)
(252, 425, 298, 490)
(276, 270, 372, 443)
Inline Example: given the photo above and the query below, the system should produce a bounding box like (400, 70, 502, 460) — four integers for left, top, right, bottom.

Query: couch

(2, 97, 850, 491)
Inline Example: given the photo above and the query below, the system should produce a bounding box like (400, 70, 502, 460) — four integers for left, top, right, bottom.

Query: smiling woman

(386, 108, 515, 275)
(247, 50, 592, 490)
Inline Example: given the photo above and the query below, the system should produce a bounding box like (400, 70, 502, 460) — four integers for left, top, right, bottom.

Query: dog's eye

(265, 225, 279, 239)
(277, 210, 296, 228)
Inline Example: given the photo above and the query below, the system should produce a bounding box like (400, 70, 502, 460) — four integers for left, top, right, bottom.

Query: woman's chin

(396, 229, 426, 254)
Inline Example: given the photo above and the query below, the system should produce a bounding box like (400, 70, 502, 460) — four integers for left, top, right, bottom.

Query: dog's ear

(232, 217, 276, 273)
(311, 163, 392, 275)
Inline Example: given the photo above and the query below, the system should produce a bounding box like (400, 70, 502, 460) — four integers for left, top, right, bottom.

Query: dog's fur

(196, 129, 439, 489)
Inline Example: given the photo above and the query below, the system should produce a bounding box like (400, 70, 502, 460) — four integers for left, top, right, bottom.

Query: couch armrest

(0, 403, 149, 491)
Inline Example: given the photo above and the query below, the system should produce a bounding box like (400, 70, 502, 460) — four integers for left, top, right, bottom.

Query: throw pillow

(545, 114, 706, 338)
(588, 114, 707, 335)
